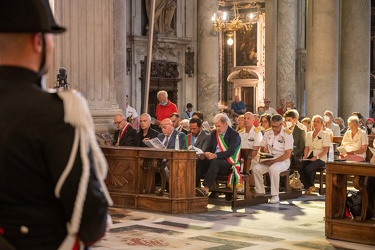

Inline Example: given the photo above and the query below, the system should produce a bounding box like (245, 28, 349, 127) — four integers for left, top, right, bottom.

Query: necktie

(164, 136, 169, 146)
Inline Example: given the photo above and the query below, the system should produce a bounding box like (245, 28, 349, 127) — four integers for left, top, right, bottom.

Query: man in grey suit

(186, 118, 211, 187)
(157, 118, 186, 149)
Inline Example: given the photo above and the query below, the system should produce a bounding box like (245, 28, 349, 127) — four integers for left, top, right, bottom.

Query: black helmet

(0, 0, 65, 33)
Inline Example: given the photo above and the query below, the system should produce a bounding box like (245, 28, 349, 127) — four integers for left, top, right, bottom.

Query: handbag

(346, 190, 373, 219)
(289, 171, 303, 190)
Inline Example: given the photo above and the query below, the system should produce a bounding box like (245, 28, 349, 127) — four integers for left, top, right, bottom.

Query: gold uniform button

(20, 225, 29, 234)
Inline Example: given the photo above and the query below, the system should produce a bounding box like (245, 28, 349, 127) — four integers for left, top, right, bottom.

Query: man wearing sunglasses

(263, 97, 277, 115)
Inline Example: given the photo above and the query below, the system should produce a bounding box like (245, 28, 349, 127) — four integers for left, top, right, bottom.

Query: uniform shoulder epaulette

(254, 127, 261, 133)
(284, 128, 292, 135)
(237, 128, 245, 133)
(264, 128, 272, 132)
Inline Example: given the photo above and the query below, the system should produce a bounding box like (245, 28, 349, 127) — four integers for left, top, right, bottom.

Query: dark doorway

(241, 87, 255, 113)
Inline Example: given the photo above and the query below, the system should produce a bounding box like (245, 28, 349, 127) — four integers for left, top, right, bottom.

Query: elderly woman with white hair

(339, 116, 368, 162)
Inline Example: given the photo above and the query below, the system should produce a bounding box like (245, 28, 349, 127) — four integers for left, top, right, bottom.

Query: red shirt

(155, 100, 178, 121)
(277, 107, 284, 115)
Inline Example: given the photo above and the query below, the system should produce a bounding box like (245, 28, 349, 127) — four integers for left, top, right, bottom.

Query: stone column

(296, 0, 306, 116)
(113, 0, 127, 113)
(305, 0, 340, 117)
(340, 0, 371, 120)
(277, 0, 297, 105)
(51, 0, 122, 134)
(197, 0, 219, 123)
(265, 0, 278, 105)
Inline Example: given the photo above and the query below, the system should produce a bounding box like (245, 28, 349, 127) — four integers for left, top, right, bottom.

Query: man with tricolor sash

(252, 114, 293, 204)
(185, 118, 211, 187)
(196, 114, 241, 196)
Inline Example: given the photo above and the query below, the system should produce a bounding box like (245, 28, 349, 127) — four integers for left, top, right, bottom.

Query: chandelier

(211, 1, 260, 45)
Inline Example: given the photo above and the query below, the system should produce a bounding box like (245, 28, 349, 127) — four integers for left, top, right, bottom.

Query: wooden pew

(209, 148, 302, 207)
(317, 135, 375, 195)
(325, 161, 375, 245)
(101, 146, 208, 214)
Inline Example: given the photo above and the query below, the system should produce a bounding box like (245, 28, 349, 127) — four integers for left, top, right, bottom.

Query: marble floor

(92, 194, 374, 250)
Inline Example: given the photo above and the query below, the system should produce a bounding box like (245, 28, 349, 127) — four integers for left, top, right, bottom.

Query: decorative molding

(140, 60, 180, 79)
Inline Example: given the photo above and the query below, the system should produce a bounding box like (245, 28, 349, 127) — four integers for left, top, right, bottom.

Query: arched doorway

(227, 69, 262, 113)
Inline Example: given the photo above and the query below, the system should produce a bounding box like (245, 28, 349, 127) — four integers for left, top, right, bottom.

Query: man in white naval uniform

(252, 114, 293, 204)
(239, 112, 263, 165)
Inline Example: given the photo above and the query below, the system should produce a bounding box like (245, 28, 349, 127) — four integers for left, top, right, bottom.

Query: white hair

(157, 90, 168, 98)
(140, 113, 151, 121)
(180, 119, 189, 126)
(347, 115, 359, 124)
(212, 113, 230, 125)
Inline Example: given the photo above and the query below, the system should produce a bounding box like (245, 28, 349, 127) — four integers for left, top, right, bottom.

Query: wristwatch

(214, 153, 217, 158)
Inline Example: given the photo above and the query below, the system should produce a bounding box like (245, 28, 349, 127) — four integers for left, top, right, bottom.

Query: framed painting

(234, 24, 258, 67)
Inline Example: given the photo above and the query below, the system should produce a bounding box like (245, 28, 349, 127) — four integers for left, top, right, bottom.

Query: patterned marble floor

(93, 195, 374, 250)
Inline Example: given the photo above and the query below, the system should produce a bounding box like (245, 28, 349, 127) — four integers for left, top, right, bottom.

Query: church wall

(127, 0, 198, 119)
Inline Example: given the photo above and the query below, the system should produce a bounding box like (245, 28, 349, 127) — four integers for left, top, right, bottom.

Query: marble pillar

(296, 1, 306, 116)
(305, 0, 339, 117)
(50, 0, 122, 135)
(277, 0, 297, 105)
(197, 0, 219, 123)
(265, 0, 278, 105)
(114, 0, 128, 113)
(340, 0, 371, 120)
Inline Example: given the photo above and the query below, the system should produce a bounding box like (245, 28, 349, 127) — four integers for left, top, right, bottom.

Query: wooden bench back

(240, 148, 253, 174)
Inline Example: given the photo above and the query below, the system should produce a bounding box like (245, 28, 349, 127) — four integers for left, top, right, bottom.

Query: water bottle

(175, 134, 180, 150)
(328, 143, 334, 162)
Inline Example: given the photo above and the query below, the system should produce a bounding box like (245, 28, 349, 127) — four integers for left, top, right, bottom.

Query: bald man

(156, 118, 186, 149)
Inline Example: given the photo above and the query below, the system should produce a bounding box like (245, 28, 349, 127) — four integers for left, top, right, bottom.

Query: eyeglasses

(113, 119, 124, 125)
(265, 101, 271, 103)
(271, 124, 282, 129)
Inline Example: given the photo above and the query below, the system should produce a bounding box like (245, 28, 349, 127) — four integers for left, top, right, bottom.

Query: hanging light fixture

(226, 32, 234, 46)
(211, 1, 260, 34)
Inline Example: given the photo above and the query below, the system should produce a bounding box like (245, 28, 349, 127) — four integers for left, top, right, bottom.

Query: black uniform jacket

(0, 66, 108, 249)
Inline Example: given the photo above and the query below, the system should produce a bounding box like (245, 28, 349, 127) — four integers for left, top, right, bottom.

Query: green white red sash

(216, 132, 242, 189)
(185, 134, 194, 149)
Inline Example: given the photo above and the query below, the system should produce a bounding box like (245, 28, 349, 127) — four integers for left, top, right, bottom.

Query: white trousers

(252, 159, 290, 196)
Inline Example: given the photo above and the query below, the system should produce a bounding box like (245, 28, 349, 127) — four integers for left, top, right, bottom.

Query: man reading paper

(186, 118, 211, 187)
(252, 114, 293, 204)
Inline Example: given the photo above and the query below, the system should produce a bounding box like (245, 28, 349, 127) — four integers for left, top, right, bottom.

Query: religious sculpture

(145, 0, 177, 36)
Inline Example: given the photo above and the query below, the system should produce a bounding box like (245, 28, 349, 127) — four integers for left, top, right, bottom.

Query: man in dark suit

(157, 118, 186, 149)
(284, 110, 306, 168)
(113, 114, 137, 146)
(196, 113, 241, 195)
(186, 118, 211, 187)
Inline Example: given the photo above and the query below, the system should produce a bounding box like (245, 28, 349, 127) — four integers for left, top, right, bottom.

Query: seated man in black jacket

(135, 113, 159, 147)
(113, 113, 137, 146)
